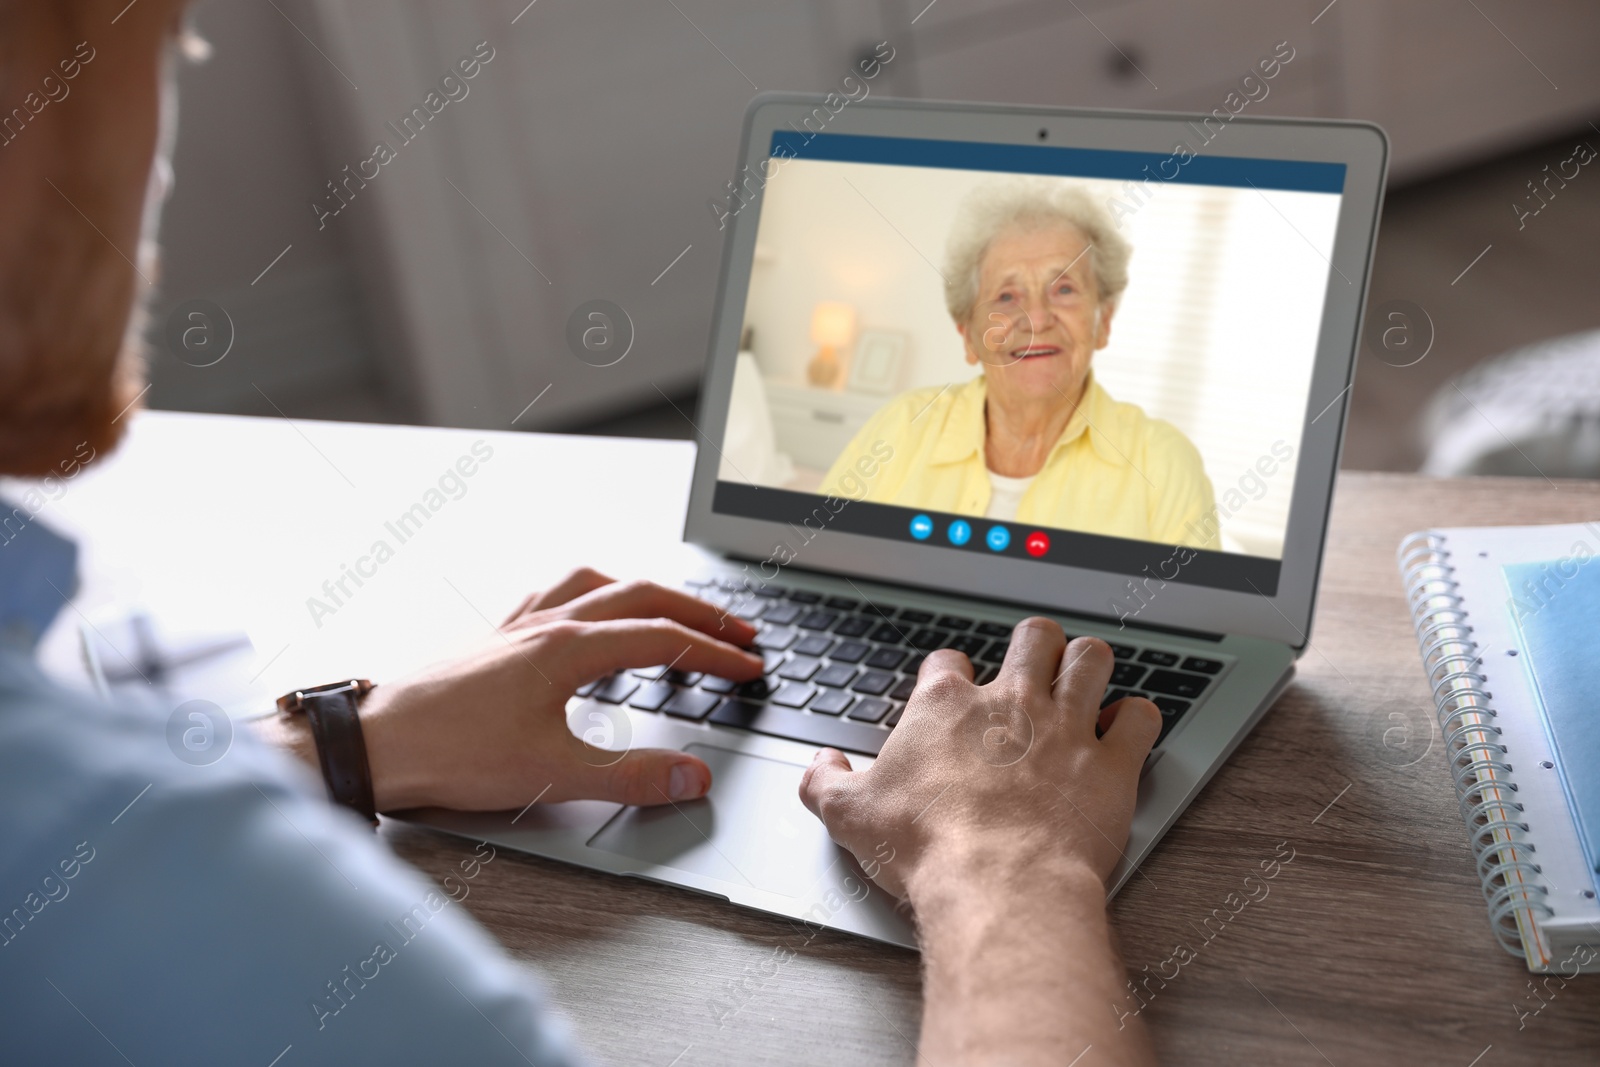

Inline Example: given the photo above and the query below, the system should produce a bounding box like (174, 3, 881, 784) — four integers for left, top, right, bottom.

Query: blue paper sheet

(1505, 559, 1600, 877)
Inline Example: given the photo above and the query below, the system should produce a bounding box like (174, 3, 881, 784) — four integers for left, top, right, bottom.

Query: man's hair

(941, 177, 1132, 322)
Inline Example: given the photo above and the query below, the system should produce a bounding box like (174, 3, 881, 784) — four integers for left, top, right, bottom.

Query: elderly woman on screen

(822, 178, 1220, 549)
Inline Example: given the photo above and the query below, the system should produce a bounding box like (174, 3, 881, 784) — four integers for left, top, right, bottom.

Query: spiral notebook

(1399, 522, 1600, 973)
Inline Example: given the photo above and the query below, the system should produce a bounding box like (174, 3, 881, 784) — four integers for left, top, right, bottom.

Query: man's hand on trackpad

(355, 567, 764, 813)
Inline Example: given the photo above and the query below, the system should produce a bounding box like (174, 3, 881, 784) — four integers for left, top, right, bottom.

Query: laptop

(412, 94, 1388, 947)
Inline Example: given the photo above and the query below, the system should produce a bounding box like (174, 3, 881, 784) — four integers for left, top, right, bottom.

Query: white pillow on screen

(718, 352, 794, 486)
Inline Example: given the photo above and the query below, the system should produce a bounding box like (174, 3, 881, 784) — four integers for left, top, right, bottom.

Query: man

(0, 3, 1161, 1064)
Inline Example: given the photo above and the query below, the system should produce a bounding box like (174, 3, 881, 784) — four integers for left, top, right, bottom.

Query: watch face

(278, 679, 371, 713)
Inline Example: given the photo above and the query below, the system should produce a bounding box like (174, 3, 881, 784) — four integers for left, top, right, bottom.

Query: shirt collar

(0, 501, 78, 653)
(929, 376, 987, 465)
(929, 371, 1129, 468)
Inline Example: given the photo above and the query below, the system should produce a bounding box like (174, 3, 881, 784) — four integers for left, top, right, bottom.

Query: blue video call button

(947, 520, 972, 546)
(909, 514, 934, 540)
(986, 525, 1010, 552)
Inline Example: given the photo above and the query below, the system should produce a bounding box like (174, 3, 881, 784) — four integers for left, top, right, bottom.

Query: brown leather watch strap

(277, 680, 377, 826)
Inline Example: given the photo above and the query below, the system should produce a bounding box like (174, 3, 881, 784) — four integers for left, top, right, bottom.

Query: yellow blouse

(821, 374, 1221, 549)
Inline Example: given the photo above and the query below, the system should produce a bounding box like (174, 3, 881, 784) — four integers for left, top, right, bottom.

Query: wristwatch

(277, 679, 378, 827)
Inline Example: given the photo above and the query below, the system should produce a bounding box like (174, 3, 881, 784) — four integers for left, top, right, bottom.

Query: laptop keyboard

(573, 578, 1227, 757)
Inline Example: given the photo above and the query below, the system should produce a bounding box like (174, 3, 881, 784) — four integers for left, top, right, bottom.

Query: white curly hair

(942, 177, 1132, 322)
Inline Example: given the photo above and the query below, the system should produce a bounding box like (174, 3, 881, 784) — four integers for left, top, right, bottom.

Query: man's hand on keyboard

(348, 568, 764, 811)
(797, 617, 1160, 1066)
(799, 617, 1159, 896)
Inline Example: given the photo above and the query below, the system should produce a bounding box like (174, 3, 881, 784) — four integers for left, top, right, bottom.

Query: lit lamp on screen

(806, 301, 857, 389)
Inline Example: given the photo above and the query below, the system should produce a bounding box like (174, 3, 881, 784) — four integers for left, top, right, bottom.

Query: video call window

(714, 132, 1344, 583)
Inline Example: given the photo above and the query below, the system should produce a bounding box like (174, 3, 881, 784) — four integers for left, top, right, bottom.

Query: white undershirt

(985, 470, 1035, 521)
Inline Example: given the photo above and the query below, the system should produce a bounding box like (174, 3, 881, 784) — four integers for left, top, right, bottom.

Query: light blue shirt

(0, 511, 583, 1065)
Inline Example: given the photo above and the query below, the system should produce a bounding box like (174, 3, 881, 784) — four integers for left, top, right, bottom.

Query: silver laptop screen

(710, 130, 1345, 603)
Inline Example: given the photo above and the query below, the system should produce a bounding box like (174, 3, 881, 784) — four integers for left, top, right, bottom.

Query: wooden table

(36, 417, 1598, 1065)
(379, 472, 1600, 1066)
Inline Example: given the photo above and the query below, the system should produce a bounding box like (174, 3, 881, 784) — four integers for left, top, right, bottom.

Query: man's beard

(0, 30, 179, 481)
(0, 229, 153, 478)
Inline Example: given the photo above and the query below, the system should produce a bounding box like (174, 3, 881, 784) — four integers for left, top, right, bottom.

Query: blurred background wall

(150, 0, 392, 422)
(147, 0, 1600, 474)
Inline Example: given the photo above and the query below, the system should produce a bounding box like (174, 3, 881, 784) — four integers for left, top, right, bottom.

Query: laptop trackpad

(587, 744, 844, 898)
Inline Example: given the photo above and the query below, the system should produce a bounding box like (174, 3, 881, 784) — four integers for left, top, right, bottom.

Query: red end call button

(1025, 531, 1050, 557)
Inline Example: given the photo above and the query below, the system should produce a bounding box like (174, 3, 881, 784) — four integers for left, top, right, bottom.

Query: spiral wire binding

(1398, 532, 1553, 959)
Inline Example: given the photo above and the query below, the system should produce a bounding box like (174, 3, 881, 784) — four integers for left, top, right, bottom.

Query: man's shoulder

(0, 659, 165, 817)
(0, 656, 319, 877)
(0, 659, 578, 1066)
